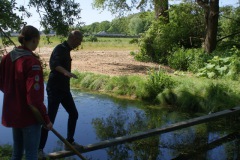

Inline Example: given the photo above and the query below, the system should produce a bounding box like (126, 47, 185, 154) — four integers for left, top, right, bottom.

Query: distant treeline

(81, 12, 154, 36)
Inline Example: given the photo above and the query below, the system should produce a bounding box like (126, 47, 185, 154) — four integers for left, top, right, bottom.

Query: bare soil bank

(38, 47, 166, 76)
(4, 46, 173, 76)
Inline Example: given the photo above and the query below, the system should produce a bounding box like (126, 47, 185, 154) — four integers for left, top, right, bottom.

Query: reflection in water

(1, 90, 240, 159)
(92, 110, 160, 160)
(92, 106, 240, 160)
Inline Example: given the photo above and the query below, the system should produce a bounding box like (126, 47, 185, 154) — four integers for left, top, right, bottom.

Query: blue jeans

(11, 124, 41, 160)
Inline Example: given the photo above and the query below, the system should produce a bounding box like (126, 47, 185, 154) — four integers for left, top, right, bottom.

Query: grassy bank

(43, 69, 240, 114)
(6, 36, 240, 113)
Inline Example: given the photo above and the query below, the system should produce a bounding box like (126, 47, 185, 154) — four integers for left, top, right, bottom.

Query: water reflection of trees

(92, 110, 160, 160)
(92, 107, 240, 160)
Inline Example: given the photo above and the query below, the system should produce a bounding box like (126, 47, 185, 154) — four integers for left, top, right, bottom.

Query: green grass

(42, 69, 240, 114)
(82, 37, 138, 51)
(0, 145, 12, 159)
(3, 36, 138, 51)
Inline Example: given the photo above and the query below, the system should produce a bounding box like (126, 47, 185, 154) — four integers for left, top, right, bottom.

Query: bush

(134, 51, 152, 62)
(156, 89, 177, 105)
(197, 54, 240, 80)
(168, 48, 209, 72)
(129, 38, 139, 44)
(142, 69, 176, 101)
(85, 35, 98, 42)
(0, 145, 12, 159)
(137, 2, 204, 64)
(168, 47, 192, 71)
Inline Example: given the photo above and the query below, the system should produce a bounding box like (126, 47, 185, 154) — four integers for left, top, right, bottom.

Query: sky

(19, 0, 239, 30)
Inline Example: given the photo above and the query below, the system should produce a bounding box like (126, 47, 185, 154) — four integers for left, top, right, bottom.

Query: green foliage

(137, 2, 205, 63)
(175, 89, 202, 112)
(29, 0, 81, 36)
(128, 16, 145, 35)
(202, 83, 234, 112)
(104, 76, 145, 96)
(197, 48, 240, 79)
(93, 0, 138, 15)
(84, 35, 98, 42)
(82, 12, 153, 36)
(0, 0, 24, 46)
(168, 47, 193, 71)
(168, 48, 209, 72)
(142, 69, 176, 101)
(137, 21, 164, 63)
(129, 38, 138, 44)
(218, 6, 240, 48)
(167, 46, 240, 78)
(156, 88, 177, 106)
(68, 69, 239, 113)
(71, 72, 109, 91)
(107, 18, 129, 34)
(0, 0, 81, 47)
(80, 74, 97, 88)
(45, 68, 240, 113)
(98, 21, 111, 32)
(0, 144, 12, 159)
(187, 50, 212, 73)
(82, 21, 111, 34)
(134, 50, 152, 62)
(89, 76, 109, 90)
(154, 73, 240, 113)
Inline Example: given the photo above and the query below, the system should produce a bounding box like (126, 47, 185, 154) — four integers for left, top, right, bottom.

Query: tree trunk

(154, 0, 169, 23)
(197, 0, 219, 53)
(205, 0, 219, 53)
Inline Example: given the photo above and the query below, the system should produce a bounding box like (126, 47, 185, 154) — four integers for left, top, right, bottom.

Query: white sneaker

(38, 149, 46, 160)
(64, 141, 84, 151)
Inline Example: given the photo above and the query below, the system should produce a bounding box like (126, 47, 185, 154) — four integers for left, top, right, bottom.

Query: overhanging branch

(217, 30, 240, 42)
(0, 27, 16, 47)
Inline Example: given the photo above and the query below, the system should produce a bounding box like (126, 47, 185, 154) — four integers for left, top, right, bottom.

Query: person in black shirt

(38, 30, 83, 158)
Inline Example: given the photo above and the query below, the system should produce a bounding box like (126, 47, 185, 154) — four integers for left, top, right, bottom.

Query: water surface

(0, 88, 240, 159)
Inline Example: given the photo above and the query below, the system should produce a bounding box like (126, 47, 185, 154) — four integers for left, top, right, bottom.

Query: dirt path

(38, 47, 164, 76)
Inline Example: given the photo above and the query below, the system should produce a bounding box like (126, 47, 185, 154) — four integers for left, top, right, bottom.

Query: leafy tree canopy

(92, 0, 153, 16)
(0, 0, 82, 47)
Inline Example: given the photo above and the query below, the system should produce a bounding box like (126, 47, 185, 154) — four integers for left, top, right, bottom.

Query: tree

(0, 0, 25, 47)
(29, 0, 82, 35)
(137, 2, 205, 63)
(93, 0, 169, 21)
(218, 6, 240, 47)
(0, 0, 82, 47)
(107, 18, 128, 34)
(196, 0, 220, 53)
(88, 22, 101, 34)
(128, 16, 145, 35)
(98, 21, 111, 32)
(154, 0, 169, 22)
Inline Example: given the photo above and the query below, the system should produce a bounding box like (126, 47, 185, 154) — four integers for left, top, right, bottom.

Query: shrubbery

(135, 2, 205, 63)
(197, 47, 240, 80)
(0, 145, 12, 159)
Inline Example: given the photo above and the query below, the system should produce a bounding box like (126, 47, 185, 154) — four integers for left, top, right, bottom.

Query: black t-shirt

(47, 41, 72, 91)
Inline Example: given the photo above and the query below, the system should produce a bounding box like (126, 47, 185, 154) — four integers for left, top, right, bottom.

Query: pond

(0, 87, 240, 160)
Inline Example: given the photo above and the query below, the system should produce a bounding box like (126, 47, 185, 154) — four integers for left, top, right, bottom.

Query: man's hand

(55, 66, 78, 79)
(45, 122, 53, 130)
(64, 72, 78, 79)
